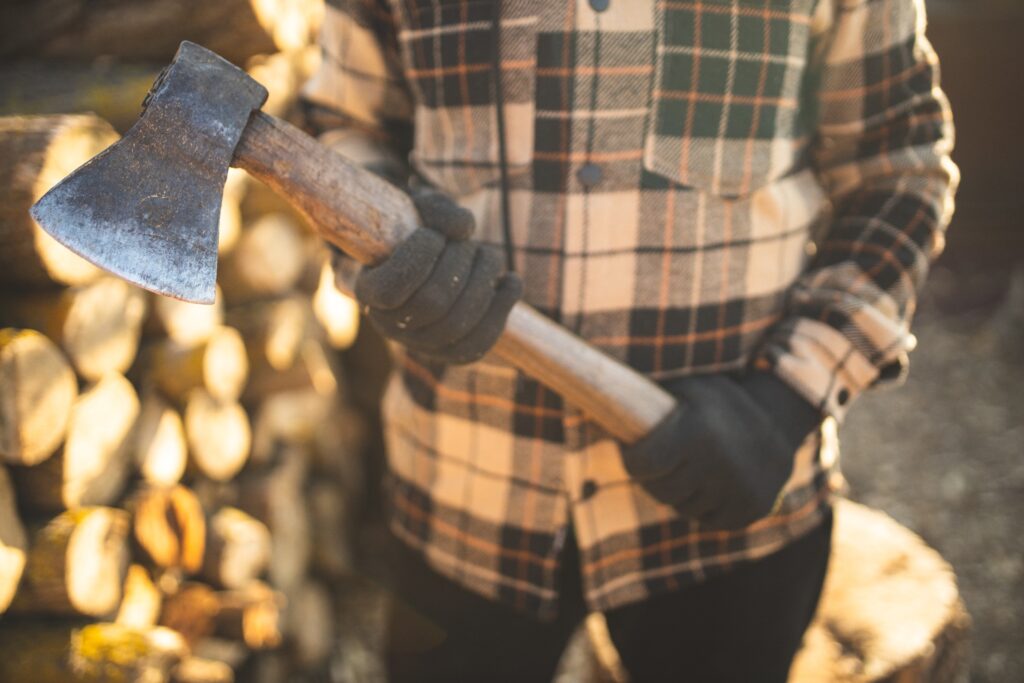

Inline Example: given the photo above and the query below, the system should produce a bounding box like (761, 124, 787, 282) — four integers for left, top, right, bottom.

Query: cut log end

(0, 328, 78, 466)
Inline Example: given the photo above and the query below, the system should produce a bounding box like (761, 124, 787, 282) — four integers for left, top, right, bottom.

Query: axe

(31, 41, 675, 444)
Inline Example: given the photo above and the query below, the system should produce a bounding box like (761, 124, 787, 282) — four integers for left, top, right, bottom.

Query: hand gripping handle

(234, 112, 676, 443)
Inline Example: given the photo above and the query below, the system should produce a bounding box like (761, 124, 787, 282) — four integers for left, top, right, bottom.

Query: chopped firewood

(0, 0, 323, 65)
(0, 114, 115, 286)
(238, 447, 310, 592)
(0, 60, 160, 132)
(133, 391, 188, 487)
(218, 213, 307, 305)
(192, 637, 250, 672)
(0, 621, 187, 683)
(0, 277, 147, 381)
(0, 328, 77, 466)
(246, 46, 320, 120)
(160, 582, 221, 647)
(314, 259, 361, 350)
(215, 580, 285, 650)
(130, 485, 206, 574)
(201, 507, 271, 590)
(226, 294, 314, 376)
(149, 286, 225, 346)
(184, 390, 251, 482)
(243, 337, 339, 403)
(13, 373, 139, 511)
(150, 325, 249, 403)
(172, 656, 235, 683)
(0, 465, 28, 613)
(116, 564, 162, 629)
(9, 507, 130, 616)
(249, 389, 335, 467)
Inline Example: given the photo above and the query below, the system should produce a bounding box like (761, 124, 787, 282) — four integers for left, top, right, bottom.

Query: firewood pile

(0, 2, 374, 680)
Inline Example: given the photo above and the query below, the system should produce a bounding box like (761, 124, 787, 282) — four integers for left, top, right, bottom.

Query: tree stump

(577, 500, 970, 683)
(0, 464, 28, 613)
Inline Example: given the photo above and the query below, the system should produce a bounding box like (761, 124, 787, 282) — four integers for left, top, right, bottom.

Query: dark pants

(385, 510, 832, 683)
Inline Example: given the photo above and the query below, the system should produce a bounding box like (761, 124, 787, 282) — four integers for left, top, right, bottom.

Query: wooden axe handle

(234, 111, 676, 443)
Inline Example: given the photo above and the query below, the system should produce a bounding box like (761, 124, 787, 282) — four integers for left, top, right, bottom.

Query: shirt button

(589, 0, 610, 12)
(837, 388, 851, 406)
(577, 163, 603, 188)
(581, 480, 598, 500)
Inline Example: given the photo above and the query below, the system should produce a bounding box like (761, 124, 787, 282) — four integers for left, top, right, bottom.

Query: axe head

(30, 42, 268, 303)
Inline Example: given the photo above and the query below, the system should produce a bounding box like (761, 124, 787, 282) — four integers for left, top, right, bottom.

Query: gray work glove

(348, 185, 522, 365)
(621, 372, 821, 530)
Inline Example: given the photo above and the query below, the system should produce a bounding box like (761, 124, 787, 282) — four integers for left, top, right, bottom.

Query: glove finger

(436, 272, 523, 364)
(409, 247, 504, 348)
(620, 402, 703, 479)
(355, 229, 446, 310)
(382, 239, 478, 331)
(411, 186, 476, 241)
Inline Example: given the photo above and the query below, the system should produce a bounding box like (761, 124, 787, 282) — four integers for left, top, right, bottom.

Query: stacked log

(0, 4, 379, 679)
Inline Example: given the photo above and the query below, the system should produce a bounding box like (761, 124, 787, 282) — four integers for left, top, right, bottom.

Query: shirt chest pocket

(393, 0, 537, 198)
(644, 0, 819, 197)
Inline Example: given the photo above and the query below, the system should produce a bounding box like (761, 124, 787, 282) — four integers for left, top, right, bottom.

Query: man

(301, 0, 957, 680)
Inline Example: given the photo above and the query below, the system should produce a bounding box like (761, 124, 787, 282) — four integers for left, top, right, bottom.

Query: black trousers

(385, 510, 832, 683)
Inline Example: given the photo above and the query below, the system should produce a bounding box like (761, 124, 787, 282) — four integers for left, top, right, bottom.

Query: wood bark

(201, 507, 271, 590)
(149, 286, 224, 347)
(0, 60, 160, 133)
(0, 328, 77, 466)
(0, 0, 323, 65)
(226, 294, 313, 377)
(171, 657, 235, 683)
(133, 391, 188, 487)
(130, 485, 206, 574)
(150, 325, 249, 403)
(13, 373, 139, 511)
(0, 464, 28, 613)
(243, 337, 339, 404)
(115, 564, 162, 630)
(0, 276, 147, 381)
(215, 580, 284, 650)
(160, 582, 222, 647)
(183, 390, 251, 482)
(0, 621, 187, 683)
(237, 448, 310, 593)
(0, 114, 115, 286)
(9, 507, 130, 616)
(218, 213, 307, 305)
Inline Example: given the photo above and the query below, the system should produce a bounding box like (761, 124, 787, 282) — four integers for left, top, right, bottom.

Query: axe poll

(30, 41, 676, 444)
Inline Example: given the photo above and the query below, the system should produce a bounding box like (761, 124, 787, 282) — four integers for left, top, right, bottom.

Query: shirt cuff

(752, 317, 887, 424)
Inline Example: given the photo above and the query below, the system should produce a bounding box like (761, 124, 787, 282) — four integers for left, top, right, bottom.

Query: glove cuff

(738, 371, 822, 452)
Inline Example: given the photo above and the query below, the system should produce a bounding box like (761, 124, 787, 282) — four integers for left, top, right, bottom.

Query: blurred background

(0, 0, 1020, 681)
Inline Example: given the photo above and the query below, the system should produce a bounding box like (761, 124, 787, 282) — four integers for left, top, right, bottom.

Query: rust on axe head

(30, 41, 268, 303)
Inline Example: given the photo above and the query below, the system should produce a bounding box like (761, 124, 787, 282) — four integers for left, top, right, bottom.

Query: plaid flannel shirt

(302, 0, 957, 617)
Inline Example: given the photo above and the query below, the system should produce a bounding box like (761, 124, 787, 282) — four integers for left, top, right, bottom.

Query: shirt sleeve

(299, 0, 415, 289)
(753, 0, 959, 423)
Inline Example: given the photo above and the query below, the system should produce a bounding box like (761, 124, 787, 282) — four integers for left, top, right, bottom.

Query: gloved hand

(621, 372, 822, 530)
(347, 185, 522, 365)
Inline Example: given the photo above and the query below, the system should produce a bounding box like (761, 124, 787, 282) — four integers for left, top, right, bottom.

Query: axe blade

(30, 42, 267, 303)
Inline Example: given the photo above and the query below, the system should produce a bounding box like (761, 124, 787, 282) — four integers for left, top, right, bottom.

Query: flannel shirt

(301, 0, 957, 617)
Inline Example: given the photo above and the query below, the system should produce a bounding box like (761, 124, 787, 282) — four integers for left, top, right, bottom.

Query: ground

(839, 265, 1024, 682)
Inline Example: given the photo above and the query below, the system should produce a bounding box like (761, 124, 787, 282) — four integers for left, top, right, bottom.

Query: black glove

(350, 185, 522, 365)
(621, 372, 822, 530)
